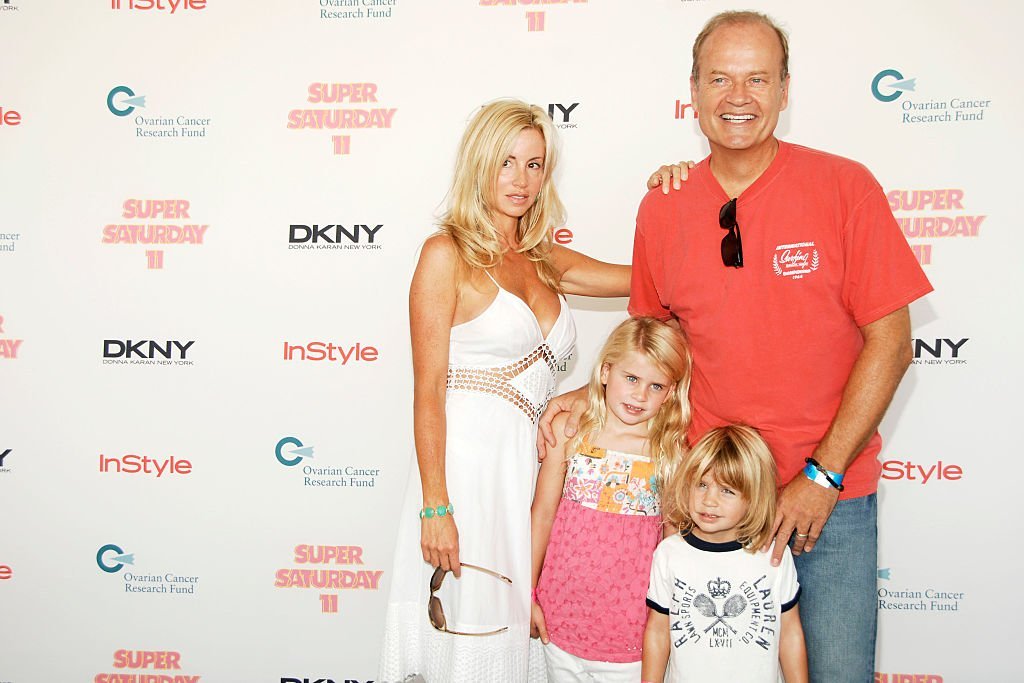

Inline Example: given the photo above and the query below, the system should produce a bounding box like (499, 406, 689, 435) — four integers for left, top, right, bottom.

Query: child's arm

(779, 605, 808, 683)
(529, 413, 570, 643)
(641, 608, 670, 681)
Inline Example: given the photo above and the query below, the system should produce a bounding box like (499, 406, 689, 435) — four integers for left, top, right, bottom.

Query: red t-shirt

(629, 141, 933, 498)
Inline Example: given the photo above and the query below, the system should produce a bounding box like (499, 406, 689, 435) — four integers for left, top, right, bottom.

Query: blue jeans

(792, 493, 877, 683)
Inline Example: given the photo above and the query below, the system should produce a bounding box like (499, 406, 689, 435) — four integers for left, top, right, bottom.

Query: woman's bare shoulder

(419, 232, 458, 264)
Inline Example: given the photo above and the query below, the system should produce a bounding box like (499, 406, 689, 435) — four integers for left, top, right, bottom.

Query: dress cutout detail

(446, 342, 558, 423)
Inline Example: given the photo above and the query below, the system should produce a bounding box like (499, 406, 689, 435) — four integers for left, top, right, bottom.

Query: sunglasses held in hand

(428, 563, 512, 636)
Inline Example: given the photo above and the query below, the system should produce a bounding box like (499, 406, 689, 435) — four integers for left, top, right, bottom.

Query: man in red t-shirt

(540, 11, 931, 683)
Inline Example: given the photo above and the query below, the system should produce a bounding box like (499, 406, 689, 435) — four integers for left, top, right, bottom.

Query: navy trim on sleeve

(646, 597, 670, 615)
(781, 585, 802, 613)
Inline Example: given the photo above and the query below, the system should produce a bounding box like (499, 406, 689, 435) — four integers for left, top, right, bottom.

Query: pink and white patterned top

(536, 444, 663, 663)
(562, 443, 661, 516)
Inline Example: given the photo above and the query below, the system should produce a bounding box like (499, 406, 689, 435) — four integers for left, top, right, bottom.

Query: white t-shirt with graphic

(646, 533, 801, 683)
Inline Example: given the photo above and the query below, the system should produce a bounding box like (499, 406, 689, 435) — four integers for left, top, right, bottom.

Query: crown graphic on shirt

(707, 577, 731, 598)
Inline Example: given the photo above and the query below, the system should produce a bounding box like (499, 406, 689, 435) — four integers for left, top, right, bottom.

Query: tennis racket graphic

(694, 593, 747, 634)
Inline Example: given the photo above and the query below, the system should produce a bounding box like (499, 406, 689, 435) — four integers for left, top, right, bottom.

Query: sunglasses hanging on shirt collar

(719, 197, 743, 268)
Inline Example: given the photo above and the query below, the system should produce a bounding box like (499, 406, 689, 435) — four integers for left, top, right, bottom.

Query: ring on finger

(796, 532, 809, 538)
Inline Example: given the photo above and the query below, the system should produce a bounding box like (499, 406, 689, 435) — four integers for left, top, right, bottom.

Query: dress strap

(482, 269, 500, 288)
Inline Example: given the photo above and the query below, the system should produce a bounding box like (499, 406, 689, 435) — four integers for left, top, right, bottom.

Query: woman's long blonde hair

(662, 425, 778, 552)
(439, 99, 565, 290)
(569, 318, 693, 486)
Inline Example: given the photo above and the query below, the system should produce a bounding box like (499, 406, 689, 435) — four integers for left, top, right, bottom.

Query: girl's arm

(550, 244, 630, 298)
(529, 413, 570, 642)
(410, 235, 461, 576)
(779, 605, 809, 683)
(641, 608, 670, 681)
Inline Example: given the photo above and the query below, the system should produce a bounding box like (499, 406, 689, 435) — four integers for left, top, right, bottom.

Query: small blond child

(642, 425, 808, 683)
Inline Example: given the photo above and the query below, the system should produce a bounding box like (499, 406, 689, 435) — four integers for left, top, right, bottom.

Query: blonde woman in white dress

(379, 99, 685, 682)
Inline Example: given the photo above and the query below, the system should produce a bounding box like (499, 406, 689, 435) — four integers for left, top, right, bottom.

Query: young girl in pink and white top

(530, 317, 692, 681)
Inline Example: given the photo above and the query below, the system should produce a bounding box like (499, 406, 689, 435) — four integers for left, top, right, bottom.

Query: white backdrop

(1, 1, 1021, 681)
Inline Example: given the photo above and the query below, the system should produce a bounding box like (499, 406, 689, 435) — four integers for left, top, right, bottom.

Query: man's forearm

(813, 306, 913, 473)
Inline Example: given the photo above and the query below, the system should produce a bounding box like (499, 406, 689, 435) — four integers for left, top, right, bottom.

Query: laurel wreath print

(773, 248, 820, 276)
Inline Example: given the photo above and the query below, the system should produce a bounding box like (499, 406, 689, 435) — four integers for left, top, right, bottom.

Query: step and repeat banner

(1, 1, 1020, 681)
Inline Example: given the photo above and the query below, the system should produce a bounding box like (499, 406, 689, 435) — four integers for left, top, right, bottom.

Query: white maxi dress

(379, 276, 575, 683)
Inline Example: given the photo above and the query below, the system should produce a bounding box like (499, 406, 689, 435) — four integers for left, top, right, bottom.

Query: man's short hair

(691, 11, 790, 82)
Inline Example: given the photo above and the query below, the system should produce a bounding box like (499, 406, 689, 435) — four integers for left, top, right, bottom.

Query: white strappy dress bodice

(447, 276, 575, 424)
(380, 275, 575, 683)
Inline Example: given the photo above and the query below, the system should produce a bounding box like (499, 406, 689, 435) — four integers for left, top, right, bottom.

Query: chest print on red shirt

(771, 241, 820, 280)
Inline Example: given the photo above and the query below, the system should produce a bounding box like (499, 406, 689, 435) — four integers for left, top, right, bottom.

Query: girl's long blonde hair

(662, 425, 778, 552)
(439, 99, 565, 290)
(569, 317, 693, 486)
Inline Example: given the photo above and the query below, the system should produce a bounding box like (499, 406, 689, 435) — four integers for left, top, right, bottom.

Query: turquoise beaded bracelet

(419, 504, 454, 519)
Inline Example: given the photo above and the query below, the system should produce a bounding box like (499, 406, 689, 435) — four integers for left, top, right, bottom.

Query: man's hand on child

(536, 386, 587, 461)
(766, 475, 840, 565)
